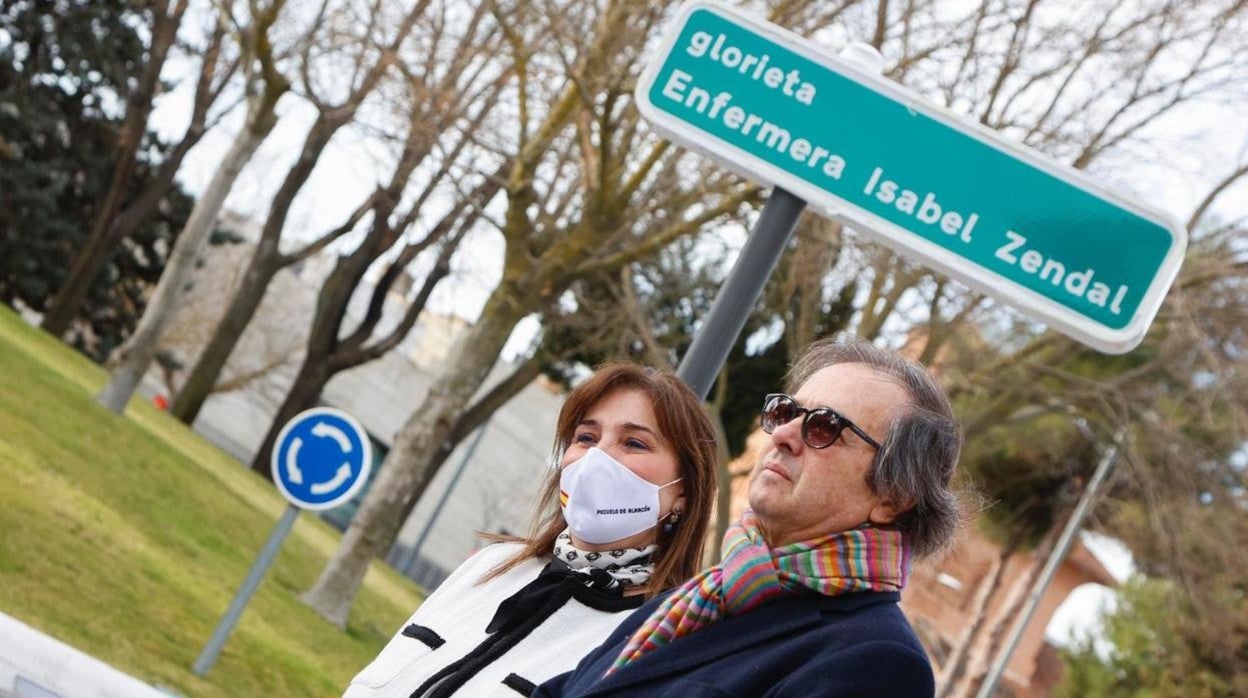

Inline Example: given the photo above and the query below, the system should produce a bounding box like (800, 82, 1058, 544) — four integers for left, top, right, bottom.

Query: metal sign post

(192, 505, 299, 676)
(639, 0, 1186, 354)
(976, 428, 1126, 698)
(676, 188, 805, 400)
(192, 407, 372, 676)
(398, 418, 492, 575)
(671, 42, 886, 401)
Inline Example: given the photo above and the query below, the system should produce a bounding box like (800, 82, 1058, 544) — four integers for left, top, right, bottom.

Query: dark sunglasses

(760, 393, 881, 450)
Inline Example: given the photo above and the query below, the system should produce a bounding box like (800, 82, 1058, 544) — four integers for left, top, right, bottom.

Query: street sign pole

(399, 418, 492, 576)
(976, 427, 1126, 698)
(193, 504, 299, 676)
(675, 43, 886, 400)
(676, 188, 805, 400)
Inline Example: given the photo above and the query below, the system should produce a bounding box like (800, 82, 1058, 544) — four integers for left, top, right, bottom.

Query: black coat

(533, 590, 934, 698)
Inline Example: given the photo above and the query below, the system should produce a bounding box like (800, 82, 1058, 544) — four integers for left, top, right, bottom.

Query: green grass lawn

(0, 305, 423, 697)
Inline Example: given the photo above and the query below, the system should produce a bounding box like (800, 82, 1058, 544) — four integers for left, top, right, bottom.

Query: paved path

(0, 613, 177, 698)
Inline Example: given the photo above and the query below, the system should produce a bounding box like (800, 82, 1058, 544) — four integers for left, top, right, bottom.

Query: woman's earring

(662, 509, 683, 535)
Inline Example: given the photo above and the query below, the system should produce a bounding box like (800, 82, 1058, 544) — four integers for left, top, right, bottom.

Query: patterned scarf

(607, 510, 910, 673)
(552, 530, 656, 592)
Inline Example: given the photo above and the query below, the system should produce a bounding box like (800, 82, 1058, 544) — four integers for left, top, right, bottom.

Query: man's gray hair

(787, 334, 963, 558)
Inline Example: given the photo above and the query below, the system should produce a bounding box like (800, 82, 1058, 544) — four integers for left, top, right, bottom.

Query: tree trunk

(97, 111, 278, 413)
(105, 121, 208, 252)
(168, 249, 281, 422)
(707, 367, 733, 564)
(250, 357, 332, 477)
(169, 117, 357, 424)
(783, 216, 841, 358)
(449, 353, 545, 447)
(953, 520, 1066, 697)
(300, 290, 531, 627)
(248, 226, 383, 476)
(163, 0, 441, 416)
(102, 22, 226, 268)
(374, 356, 546, 561)
(935, 541, 1016, 697)
(708, 411, 733, 565)
(41, 0, 186, 337)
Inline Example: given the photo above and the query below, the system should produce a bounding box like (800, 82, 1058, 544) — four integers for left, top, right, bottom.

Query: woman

(345, 363, 717, 697)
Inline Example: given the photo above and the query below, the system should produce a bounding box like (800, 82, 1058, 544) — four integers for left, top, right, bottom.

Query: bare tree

(168, 0, 437, 423)
(301, 0, 767, 626)
(300, 0, 1023, 624)
(247, 13, 509, 477)
(938, 197, 1247, 694)
(96, 0, 291, 413)
(39, 3, 240, 341)
(288, 0, 1248, 640)
(349, 0, 1248, 689)
(155, 239, 306, 401)
(780, 215, 847, 359)
(847, 2, 1248, 691)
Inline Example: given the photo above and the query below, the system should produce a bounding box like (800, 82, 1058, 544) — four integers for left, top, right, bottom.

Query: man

(536, 335, 962, 697)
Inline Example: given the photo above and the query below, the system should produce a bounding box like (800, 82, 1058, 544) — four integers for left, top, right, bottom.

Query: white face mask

(559, 447, 683, 545)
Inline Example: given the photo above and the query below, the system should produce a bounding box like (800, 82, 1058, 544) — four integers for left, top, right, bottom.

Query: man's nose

(769, 414, 804, 454)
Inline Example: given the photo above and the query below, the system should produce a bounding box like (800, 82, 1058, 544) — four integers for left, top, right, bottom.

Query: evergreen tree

(1058, 575, 1240, 697)
(0, 0, 193, 361)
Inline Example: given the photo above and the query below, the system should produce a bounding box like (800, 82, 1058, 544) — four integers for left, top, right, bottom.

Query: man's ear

(868, 498, 912, 526)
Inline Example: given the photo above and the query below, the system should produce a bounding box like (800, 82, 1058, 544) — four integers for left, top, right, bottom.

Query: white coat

(344, 543, 643, 697)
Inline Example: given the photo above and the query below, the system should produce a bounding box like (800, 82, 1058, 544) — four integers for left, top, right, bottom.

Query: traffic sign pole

(193, 504, 299, 676)
(677, 188, 805, 400)
(976, 427, 1126, 698)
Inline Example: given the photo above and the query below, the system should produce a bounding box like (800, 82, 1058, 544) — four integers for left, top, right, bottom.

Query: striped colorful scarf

(607, 509, 911, 674)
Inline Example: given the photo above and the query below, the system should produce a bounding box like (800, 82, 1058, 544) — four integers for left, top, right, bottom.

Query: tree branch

(572, 185, 760, 277)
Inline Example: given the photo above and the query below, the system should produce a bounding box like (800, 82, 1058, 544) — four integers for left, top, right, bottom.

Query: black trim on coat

(402, 623, 446, 649)
(502, 673, 537, 696)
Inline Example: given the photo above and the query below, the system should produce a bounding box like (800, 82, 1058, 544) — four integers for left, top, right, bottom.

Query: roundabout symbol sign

(195, 406, 373, 676)
(272, 407, 372, 510)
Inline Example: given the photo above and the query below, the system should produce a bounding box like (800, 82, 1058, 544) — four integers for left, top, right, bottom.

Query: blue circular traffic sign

(272, 407, 372, 510)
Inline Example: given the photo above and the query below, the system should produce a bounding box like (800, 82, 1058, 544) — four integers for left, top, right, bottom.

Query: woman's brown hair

(482, 362, 718, 598)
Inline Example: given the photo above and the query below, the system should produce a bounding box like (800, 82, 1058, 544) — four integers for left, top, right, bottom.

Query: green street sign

(636, 0, 1187, 354)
